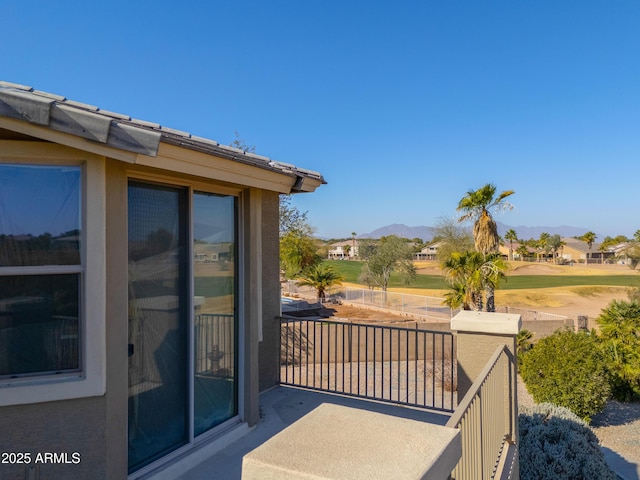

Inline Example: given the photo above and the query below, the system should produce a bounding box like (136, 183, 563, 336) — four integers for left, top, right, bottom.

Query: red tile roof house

(0, 82, 520, 480)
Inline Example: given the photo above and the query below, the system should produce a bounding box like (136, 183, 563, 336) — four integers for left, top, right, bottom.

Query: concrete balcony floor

(176, 386, 452, 480)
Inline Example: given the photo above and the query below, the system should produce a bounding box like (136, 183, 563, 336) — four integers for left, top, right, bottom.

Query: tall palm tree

(351, 232, 357, 258)
(504, 229, 518, 261)
(581, 231, 597, 263)
(296, 263, 345, 303)
(457, 184, 514, 311)
(457, 184, 515, 256)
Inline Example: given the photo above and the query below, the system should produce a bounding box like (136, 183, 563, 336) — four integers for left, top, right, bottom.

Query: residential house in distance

(414, 241, 443, 261)
(608, 242, 635, 265)
(498, 241, 536, 261)
(327, 239, 359, 259)
(0, 81, 324, 479)
(560, 237, 615, 264)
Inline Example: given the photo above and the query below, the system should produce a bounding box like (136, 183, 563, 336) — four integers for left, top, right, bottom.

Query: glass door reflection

(192, 192, 238, 436)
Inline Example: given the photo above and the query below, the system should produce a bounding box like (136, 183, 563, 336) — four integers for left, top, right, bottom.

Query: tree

(536, 232, 550, 262)
(504, 228, 518, 261)
(457, 184, 514, 311)
(358, 235, 415, 291)
(516, 244, 530, 262)
(296, 263, 345, 303)
(457, 183, 515, 255)
(279, 194, 309, 236)
(279, 227, 321, 279)
(601, 235, 629, 251)
(548, 234, 564, 264)
(596, 300, 640, 400)
(431, 216, 474, 262)
(442, 251, 484, 310)
(617, 231, 640, 269)
(520, 329, 610, 422)
(230, 131, 256, 153)
(581, 231, 597, 263)
(441, 251, 508, 311)
(351, 232, 357, 258)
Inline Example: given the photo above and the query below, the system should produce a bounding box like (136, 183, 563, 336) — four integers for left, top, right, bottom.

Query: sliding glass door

(193, 192, 238, 436)
(127, 181, 238, 474)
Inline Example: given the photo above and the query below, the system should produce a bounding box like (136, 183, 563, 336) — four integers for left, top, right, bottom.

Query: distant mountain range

(359, 223, 592, 241)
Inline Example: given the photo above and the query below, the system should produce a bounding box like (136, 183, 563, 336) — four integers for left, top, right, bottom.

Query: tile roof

(0, 81, 325, 191)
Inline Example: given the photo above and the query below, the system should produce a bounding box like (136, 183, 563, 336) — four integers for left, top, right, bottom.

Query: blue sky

(2, 1, 639, 240)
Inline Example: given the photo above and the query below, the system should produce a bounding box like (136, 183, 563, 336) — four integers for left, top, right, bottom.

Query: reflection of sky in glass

(0, 165, 80, 236)
(193, 193, 234, 243)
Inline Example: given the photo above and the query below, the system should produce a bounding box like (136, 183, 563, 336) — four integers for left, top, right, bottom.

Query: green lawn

(324, 260, 639, 290)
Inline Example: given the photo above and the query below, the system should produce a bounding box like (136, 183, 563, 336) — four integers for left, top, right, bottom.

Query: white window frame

(0, 148, 106, 406)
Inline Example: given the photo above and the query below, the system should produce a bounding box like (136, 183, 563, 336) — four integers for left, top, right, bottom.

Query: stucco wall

(259, 191, 282, 392)
(0, 151, 291, 478)
(0, 397, 107, 479)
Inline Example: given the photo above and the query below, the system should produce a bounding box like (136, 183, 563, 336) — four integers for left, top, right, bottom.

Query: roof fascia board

(0, 116, 139, 163)
(141, 143, 300, 194)
(0, 139, 103, 162)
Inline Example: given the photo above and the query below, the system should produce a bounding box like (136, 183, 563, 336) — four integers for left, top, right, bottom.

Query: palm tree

(548, 234, 564, 264)
(443, 282, 472, 311)
(442, 251, 484, 310)
(581, 231, 597, 264)
(351, 232, 357, 258)
(504, 229, 518, 261)
(296, 263, 345, 303)
(480, 253, 508, 312)
(537, 232, 550, 262)
(441, 251, 507, 311)
(457, 184, 515, 255)
(516, 244, 530, 262)
(457, 184, 514, 311)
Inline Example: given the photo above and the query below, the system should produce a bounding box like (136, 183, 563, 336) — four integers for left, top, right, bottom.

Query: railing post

(451, 311, 521, 479)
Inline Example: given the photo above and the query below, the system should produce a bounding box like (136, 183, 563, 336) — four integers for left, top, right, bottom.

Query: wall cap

(451, 311, 522, 335)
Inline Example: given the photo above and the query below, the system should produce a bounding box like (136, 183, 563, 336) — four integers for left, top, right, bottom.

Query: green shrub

(520, 329, 610, 422)
(596, 299, 640, 401)
(519, 403, 615, 480)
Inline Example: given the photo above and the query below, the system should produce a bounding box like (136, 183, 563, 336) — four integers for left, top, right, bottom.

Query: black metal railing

(280, 318, 456, 412)
(195, 313, 235, 378)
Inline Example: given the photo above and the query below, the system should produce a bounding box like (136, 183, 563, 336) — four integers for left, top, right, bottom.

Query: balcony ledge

(243, 402, 461, 480)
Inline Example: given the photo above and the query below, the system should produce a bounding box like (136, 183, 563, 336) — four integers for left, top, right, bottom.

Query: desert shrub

(596, 299, 640, 401)
(519, 403, 615, 480)
(520, 329, 610, 422)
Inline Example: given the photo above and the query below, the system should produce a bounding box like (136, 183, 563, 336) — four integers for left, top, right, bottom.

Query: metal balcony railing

(446, 345, 517, 480)
(279, 318, 456, 412)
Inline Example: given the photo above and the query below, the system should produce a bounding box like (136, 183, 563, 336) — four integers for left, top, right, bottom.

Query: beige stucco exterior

(0, 113, 305, 478)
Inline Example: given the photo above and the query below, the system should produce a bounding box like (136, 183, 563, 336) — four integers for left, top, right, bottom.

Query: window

(0, 164, 82, 379)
